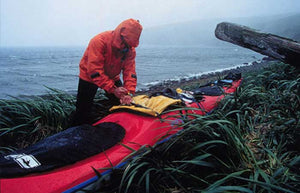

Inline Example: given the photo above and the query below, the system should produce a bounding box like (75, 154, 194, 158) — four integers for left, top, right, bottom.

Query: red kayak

(0, 77, 242, 193)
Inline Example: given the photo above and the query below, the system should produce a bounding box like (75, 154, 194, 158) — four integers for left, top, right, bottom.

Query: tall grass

(0, 89, 109, 153)
(0, 89, 75, 153)
(83, 62, 299, 193)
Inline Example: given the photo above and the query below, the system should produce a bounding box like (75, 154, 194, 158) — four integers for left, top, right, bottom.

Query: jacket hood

(112, 19, 143, 49)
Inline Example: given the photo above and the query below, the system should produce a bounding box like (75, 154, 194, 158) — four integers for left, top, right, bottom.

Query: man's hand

(120, 95, 132, 105)
(114, 87, 128, 99)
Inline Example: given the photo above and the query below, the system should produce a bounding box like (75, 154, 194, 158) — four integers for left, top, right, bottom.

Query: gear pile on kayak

(0, 72, 242, 193)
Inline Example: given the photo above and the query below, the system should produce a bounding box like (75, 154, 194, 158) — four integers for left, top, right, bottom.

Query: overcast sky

(1, 0, 300, 47)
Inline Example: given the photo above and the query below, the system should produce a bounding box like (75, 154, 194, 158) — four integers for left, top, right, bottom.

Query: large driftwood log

(215, 22, 300, 68)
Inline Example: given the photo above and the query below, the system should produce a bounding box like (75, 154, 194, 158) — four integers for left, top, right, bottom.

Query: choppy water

(0, 45, 263, 99)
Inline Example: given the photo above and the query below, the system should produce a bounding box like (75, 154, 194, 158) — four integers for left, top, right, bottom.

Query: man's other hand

(114, 87, 128, 99)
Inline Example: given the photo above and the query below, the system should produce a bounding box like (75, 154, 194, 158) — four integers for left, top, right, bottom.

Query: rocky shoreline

(136, 57, 278, 95)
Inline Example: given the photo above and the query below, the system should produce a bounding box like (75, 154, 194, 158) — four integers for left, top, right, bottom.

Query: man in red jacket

(72, 19, 143, 126)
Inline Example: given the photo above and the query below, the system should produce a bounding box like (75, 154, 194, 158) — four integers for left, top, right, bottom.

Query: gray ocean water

(0, 45, 263, 99)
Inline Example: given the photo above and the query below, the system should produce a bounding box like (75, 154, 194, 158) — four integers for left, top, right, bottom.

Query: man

(72, 19, 143, 126)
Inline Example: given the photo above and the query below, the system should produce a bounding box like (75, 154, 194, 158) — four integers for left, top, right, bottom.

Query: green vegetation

(0, 89, 110, 154)
(0, 62, 299, 192)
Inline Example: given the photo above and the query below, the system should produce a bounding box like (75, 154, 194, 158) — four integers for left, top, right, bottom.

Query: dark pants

(71, 78, 122, 126)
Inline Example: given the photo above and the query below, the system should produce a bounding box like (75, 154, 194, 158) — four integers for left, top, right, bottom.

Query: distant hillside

(258, 14, 300, 41)
(141, 19, 220, 45)
(141, 13, 300, 46)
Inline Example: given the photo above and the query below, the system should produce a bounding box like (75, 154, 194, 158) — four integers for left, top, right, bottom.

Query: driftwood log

(215, 22, 300, 68)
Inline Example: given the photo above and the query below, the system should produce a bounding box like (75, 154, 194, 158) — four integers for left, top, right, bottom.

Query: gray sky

(1, 0, 300, 47)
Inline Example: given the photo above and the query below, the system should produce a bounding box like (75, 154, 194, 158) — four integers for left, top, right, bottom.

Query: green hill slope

(141, 13, 300, 46)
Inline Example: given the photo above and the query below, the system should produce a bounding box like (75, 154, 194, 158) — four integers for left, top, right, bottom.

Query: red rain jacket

(79, 19, 143, 94)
